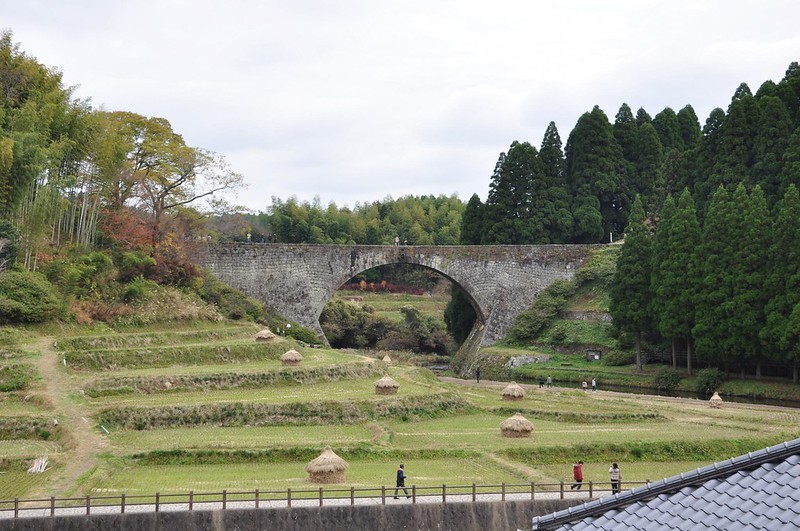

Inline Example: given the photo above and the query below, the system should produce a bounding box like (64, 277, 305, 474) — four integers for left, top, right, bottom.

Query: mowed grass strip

(64, 340, 287, 371)
(84, 362, 383, 397)
(84, 457, 519, 497)
(88, 371, 438, 409)
(77, 348, 368, 380)
(0, 469, 56, 499)
(0, 439, 62, 458)
(55, 323, 260, 351)
(108, 425, 376, 453)
(458, 386, 656, 416)
(387, 413, 780, 450)
(0, 396, 50, 417)
(97, 393, 474, 430)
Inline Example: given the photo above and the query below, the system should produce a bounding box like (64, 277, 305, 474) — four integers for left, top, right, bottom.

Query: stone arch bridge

(192, 244, 596, 347)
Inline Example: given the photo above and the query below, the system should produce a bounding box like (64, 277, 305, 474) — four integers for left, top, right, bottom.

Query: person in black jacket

(394, 464, 410, 499)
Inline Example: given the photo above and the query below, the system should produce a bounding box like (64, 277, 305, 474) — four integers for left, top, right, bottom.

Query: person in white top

(609, 462, 622, 494)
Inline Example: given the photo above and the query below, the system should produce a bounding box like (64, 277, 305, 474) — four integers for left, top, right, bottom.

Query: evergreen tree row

(611, 185, 800, 382)
(465, 63, 800, 246)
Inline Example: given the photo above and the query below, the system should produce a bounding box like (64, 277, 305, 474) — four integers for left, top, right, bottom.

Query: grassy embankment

(2, 313, 799, 502)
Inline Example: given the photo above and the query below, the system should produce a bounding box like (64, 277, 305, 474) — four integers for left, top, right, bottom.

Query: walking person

(538, 376, 545, 388)
(609, 462, 622, 494)
(582, 380, 588, 392)
(476, 367, 481, 383)
(394, 464, 410, 499)
(546, 375, 552, 388)
(570, 461, 584, 490)
(591, 378, 597, 392)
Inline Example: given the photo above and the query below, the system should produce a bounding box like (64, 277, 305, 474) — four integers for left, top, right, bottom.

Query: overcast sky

(3, 0, 799, 211)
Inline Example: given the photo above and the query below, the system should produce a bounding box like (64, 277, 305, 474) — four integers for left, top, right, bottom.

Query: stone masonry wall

(191, 244, 596, 346)
(0, 499, 584, 531)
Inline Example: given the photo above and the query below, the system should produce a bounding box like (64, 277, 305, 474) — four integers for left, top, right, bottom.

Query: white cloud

(2, 0, 799, 210)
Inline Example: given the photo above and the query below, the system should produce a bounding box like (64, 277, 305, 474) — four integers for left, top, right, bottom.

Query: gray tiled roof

(532, 437, 800, 530)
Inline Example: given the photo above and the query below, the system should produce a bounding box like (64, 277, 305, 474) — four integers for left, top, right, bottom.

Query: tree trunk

(671, 339, 676, 370)
(756, 362, 761, 380)
(635, 332, 642, 371)
(686, 339, 693, 376)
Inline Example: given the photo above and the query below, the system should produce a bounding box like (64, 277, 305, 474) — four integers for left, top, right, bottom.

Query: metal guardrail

(0, 481, 649, 518)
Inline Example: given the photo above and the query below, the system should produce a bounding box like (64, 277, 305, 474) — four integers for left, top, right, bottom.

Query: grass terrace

(2, 317, 799, 503)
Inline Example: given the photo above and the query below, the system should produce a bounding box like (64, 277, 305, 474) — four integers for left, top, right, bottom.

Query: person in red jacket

(570, 460, 584, 490)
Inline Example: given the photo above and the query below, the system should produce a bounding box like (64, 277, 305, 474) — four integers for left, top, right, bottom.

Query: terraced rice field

(2, 319, 799, 502)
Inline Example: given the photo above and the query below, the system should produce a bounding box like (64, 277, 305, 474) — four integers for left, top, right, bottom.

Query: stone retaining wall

(0, 499, 583, 531)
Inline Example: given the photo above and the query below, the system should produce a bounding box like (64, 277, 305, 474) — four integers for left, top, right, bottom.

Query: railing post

(442, 484, 446, 503)
(14, 498, 18, 518)
(472, 483, 476, 502)
(381, 485, 386, 505)
(50, 496, 56, 517)
(412, 485, 416, 504)
(350, 486, 355, 505)
(86, 495, 91, 515)
(121, 493, 126, 514)
(155, 492, 160, 513)
(287, 488, 292, 508)
(502, 482, 506, 501)
(255, 488, 260, 509)
(560, 481, 564, 500)
(222, 489, 227, 510)
(189, 491, 194, 511)
(530, 482, 535, 500)
(589, 480, 593, 498)
(319, 487, 323, 507)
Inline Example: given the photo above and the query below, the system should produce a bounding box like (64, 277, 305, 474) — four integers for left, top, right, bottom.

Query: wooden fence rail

(0, 480, 649, 519)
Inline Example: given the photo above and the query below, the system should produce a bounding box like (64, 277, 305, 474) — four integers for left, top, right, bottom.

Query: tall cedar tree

(566, 106, 629, 242)
(662, 190, 701, 374)
(649, 195, 676, 368)
(460, 193, 484, 245)
(610, 195, 652, 370)
(631, 122, 664, 209)
(693, 108, 727, 211)
(731, 185, 770, 376)
(676, 105, 702, 149)
(760, 185, 800, 382)
(539, 122, 573, 242)
(484, 141, 545, 244)
(614, 104, 638, 162)
(752, 96, 793, 207)
(652, 108, 683, 152)
(709, 84, 760, 191)
(693, 185, 739, 368)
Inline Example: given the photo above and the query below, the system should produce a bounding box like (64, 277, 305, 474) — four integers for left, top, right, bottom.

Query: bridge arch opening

(319, 262, 483, 353)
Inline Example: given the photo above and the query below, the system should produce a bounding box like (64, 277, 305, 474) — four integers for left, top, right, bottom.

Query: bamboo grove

(0, 31, 243, 269)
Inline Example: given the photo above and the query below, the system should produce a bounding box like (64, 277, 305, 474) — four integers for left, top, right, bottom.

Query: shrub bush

(286, 325, 321, 344)
(600, 350, 635, 366)
(118, 251, 157, 282)
(0, 364, 34, 392)
(0, 270, 62, 323)
(653, 366, 682, 394)
(196, 274, 265, 321)
(123, 276, 159, 303)
(695, 367, 726, 396)
(506, 282, 575, 343)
